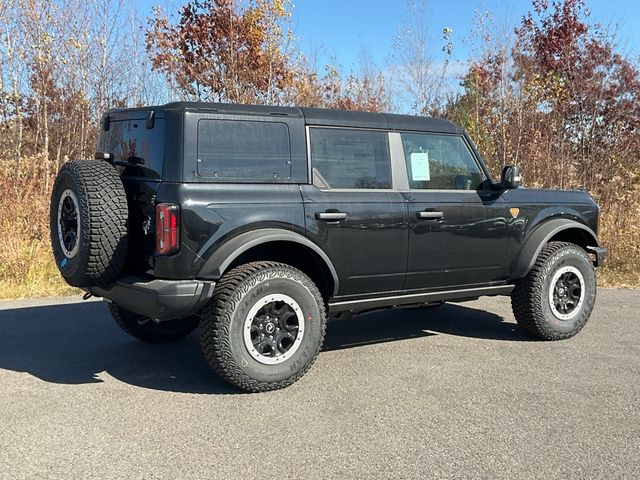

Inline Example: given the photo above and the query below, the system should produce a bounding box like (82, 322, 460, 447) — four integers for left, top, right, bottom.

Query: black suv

(50, 102, 606, 392)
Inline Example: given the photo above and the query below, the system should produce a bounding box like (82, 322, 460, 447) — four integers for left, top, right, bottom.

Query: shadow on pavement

(324, 301, 530, 351)
(0, 299, 529, 394)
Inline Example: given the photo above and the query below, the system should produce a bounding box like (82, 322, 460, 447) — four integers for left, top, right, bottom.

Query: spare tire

(50, 160, 128, 287)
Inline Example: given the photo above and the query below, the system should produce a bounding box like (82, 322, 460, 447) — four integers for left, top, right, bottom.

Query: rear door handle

(416, 211, 443, 220)
(315, 212, 348, 221)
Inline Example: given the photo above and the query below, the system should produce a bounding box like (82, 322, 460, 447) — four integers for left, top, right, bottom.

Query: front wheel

(511, 241, 596, 340)
(199, 261, 327, 392)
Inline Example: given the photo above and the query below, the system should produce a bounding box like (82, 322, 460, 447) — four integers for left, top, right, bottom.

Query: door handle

(315, 212, 348, 221)
(416, 211, 443, 220)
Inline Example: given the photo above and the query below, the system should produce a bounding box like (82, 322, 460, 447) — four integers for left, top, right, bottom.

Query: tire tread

(199, 261, 327, 392)
(51, 160, 128, 286)
(511, 241, 594, 340)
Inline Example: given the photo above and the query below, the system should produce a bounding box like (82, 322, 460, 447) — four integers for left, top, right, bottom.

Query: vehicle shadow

(0, 299, 529, 395)
(324, 302, 531, 351)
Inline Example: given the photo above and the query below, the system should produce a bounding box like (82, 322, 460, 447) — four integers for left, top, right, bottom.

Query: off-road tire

(109, 304, 199, 343)
(511, 241, 596, 340)
(199, 261, 327, 392)
(50, 160, 128, 287)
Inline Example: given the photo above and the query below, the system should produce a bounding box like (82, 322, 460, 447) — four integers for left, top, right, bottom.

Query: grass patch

(0, 158, 80, 300)
(0, 238, 79, 300)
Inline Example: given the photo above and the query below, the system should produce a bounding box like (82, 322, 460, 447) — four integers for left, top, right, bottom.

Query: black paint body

(98, 102, 602, 312)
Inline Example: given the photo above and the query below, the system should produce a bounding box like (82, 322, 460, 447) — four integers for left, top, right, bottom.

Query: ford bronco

(50, 102, 606, 392)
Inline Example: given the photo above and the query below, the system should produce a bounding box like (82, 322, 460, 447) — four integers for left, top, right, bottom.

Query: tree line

(0, 0, 638, 294)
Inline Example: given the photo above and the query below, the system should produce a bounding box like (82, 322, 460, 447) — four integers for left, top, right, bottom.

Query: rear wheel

(199, 261, 327, 392)
(511, 241, 596, 340)
(108, 304, 199, 343)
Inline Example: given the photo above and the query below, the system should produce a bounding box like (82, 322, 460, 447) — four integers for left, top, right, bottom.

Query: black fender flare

(510, 218, 599, 279)
(196, 228, 339, 296)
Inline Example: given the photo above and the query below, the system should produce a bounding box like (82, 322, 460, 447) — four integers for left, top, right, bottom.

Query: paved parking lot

(1, 289, 639, 479)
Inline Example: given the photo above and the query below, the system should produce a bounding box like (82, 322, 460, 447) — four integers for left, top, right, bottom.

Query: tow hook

(82, 291, 93, 301)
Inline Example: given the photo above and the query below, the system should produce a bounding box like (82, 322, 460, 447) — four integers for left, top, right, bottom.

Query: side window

(310, 128, 391, 189)
(401, 133, 485, 190)
(197, 119, 292, 181)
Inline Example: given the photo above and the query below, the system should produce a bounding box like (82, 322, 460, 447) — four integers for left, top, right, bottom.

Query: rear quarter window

(197, 119, 292, 182)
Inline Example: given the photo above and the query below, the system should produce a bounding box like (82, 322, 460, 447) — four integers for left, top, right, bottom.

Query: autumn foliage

(447, 0, 640, 283)
(0, 0, 638, 298)
(147, 0, 295, 104)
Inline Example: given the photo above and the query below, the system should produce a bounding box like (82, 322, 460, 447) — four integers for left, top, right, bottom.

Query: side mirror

(501, 165, 521, 189)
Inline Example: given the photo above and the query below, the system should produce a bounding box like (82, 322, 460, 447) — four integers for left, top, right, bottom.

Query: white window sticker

(410, 152, 430, 181)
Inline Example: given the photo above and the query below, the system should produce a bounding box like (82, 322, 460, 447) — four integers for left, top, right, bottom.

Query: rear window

(97, 118, 166, 178)
(197, 119, 292, 182)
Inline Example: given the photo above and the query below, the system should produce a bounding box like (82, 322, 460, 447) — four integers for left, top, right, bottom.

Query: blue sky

(291, 0, 640, 71)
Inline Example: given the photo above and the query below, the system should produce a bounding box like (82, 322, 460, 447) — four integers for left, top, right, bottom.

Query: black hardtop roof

(300, 107, 461, 134)
(107, 102, 461, 134)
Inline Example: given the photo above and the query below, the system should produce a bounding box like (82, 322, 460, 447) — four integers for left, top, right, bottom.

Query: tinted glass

(97, 118, 166, 178)
(310, 128, 391, 189)
(401, 133, 485, 190)
(197, 119, 291, 181)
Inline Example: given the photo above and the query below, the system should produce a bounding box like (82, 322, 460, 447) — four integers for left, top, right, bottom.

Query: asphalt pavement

(0, 289, 639, 479)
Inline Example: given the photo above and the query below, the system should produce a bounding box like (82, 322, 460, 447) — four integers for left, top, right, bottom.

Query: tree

(391, 0, 454, 115)
(447, 0, 640, 279)
(146, 0, 296, 104)
(317, 51, 391, 112)
(514, 0, 640, 195)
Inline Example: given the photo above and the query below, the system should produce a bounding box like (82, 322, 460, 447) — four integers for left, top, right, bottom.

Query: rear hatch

(96, 112, 167, 276)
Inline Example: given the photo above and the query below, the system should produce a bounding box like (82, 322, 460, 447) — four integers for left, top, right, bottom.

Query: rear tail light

(156, 203, 180, 255)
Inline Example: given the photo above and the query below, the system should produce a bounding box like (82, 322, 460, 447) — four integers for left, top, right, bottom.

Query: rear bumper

(587, 246, 607, 267)
(87, 276, 215, 321)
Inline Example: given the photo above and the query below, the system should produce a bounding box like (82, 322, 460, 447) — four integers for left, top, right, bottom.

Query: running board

(328, 285, 514, 313)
